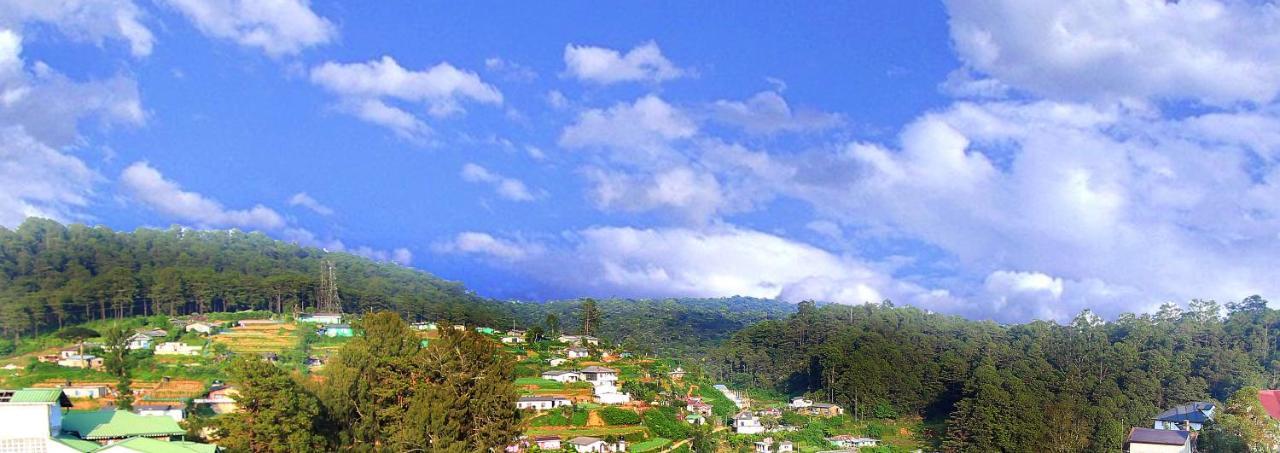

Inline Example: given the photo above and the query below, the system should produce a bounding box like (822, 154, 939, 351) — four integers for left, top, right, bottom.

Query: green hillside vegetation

(0, 218, 506, 345)
(714, 298, 1280, 451)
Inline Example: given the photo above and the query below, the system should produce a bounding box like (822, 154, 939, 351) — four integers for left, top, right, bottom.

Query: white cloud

(582, 166, 724, 223)
(283, 227, 412, 265)
(707, 90, 843, 134)
(945, 0, 1280, 105)
(287, 192, 333, 215)
(120, 161, 286, 230)
(0, 0, 154, 57)
(310, 56, 501, 141)
(460, 163, 540, 202)
(159, 0, 335, 57)
(0, 28, 143, 227)
(563, 41, 687, 85)
(484, 57, 537, 82)
(560, 95, 696, 160)
(441, 225, 955, 308)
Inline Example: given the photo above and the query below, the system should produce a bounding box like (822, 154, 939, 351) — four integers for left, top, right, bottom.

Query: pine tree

(101, 323, 134, 410)
(579, 299, 601, 337)
(218, 357, 328, 452)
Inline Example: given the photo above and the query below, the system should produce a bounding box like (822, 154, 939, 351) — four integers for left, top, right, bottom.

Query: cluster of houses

(40, 324, 220, 370)
(0, 387, 218, 452)
(1124, 401, 1215, 452)
(507, 435, 626, 453)
(523, 366, 633, 409)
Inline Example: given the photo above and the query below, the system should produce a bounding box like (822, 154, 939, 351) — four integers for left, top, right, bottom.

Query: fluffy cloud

(120, 162, 286, 230)
(560, 95, 696, 158)
(310, 57, 501, 141)
(945, 0, 1280, 104)
(0, 0, 154, 57)
(563, 41, 687, 85)
(460, 163, 540, 202)
(440, 225, 954, 307)
(159, 0, 335, 57)
(0, 28, 143, 227)
(287, 192, 333, 215)
(282, 228, 413, 266)
(707, 90, 843, 134)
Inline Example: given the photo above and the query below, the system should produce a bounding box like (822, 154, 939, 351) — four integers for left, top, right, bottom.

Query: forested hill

(0, 218, 506, 339)
(512, 296, 796, 357)
(712, 298, 1278, 451)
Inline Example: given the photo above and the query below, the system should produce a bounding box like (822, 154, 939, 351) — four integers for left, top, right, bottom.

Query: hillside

(0, 218, 507, 344)
(512, 296, 796, 357)
(712, 298, 1278, 451)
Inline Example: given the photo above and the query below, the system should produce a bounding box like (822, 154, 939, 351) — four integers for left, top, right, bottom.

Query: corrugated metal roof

(0, 388, 72, 406)
(62, 410, 185, 440)
(1127, 427, 1190, 445)
(99, 437, 218, 453)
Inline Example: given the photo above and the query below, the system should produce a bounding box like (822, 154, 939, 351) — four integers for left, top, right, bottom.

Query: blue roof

(1153, 401, 1214, 423)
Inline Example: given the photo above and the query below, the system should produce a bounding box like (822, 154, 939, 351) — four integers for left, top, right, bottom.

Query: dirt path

(586, 410, 605, 427)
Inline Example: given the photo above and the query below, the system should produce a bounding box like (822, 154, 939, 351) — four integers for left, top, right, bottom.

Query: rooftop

(568, 436, 604, 446)
(0, 388, 72, 407)
(1153, 401, 1215, 423)
(62, 410, 185, 440)
(580, 366, 617, 373)
(97, 437, 218, 453)
(1127, 427, 1191, 446)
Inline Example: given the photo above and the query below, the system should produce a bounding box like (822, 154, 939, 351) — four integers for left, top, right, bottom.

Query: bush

(630, 438, 671, 452)
(529, 412, 570, 427)
(570, 409, 589, 426)
(600, 407, 642, 425)
(873, 402, 898, 419)
(866, 421, 888, 439)
(643, 407, 690, 439)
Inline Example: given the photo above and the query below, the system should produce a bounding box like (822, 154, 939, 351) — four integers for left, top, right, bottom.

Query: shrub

(600, 407, 642, 425)
(873, 402, 898, 419)
(643, 407, 690, 439)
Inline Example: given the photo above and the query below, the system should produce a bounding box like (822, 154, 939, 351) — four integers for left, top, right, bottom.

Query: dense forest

(0, 218, 506, 340)
(514, 297, 795, 356)
(712, 299, 1280, 451)
(0, 219, 794, 357)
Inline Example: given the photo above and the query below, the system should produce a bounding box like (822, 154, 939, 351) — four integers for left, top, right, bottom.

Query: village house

(542, 370, 583, 383)
(133, 403, 186, 422)
(826, 435, 880, 448)
(1151, 402, 1214, 431)
(58, 386, 108, 399)
(531, 435, 561, 450)
(57, 354, 103, 370)
(412, 322, 438, 331)
(515, 395, 573, 411)
(567, 347, 590, 359)
(1125, 427, 1194, 453)
(322, 324, 354, 337)
(0, 388, 74, 451)
(298, 312, 342, 324)
(567, 436, 625, 452)
(548, 358, 568, 367)
(126, 333, 154, 351)
(777, 440, 794, 452)
(734, 411, 765, 434)
(194, 385, 238, 415)
(507, 329, 526, 337)
(154, 342, 202, 356)
(686, 397, 713, 416)
(184, 322, 216, 335)
(790, 397, 843, 416)
(685, 414, 706, 425)
(61, 410, 187, 445)
(667, 367, 686, 381)
(93, 437, 218, 453)
(558, 335, 600, 346)
(501, 335, 525, 344)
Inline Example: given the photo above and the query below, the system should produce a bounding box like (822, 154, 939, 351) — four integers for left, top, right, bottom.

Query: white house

(827, 435, 879, 448)
(1126, 428, 1193, 453)
(667, 367, 687, 380)
(501, 335, 525, 344)
(57, 354, 101, 370)
(531, 435, 561, 450)
(581, 366, 618, 384)
(777, 441, 794, 452)
(154, 342, 202, 356)
(548, 358, 568, 367)
(734, 412, 765, 434)
(567, 348, 590, 359)
(59, 386, 108, 399)
(542, 370, 582, 383)
(558, 335, 600, 346)
(126, 333, 154, 350)
(133, 403, 185, 421)
(567, 436, 624, 452)
(184, 322, 215, 335)
(298, 312, 342, 324)
(0, 388, 77, 452)
(790, 397, 811, 409)
(412, 322, 438, 331)
(516, 395, 572, 411)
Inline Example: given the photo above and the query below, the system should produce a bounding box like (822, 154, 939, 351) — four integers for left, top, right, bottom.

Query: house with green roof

(61, 410, 186, 443)
(0, 388, 75, 451)
(93, 437, 219, 453)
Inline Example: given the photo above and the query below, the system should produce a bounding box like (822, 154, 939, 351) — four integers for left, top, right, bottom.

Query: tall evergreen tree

(218, 357, 328, 452)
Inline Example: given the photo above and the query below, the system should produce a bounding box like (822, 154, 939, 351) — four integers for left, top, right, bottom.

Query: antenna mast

(317, 260, 342, 313)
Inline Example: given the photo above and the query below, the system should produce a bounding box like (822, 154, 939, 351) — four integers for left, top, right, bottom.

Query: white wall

(1129, 442, 1192, 453)
(0, 404, 54, 439)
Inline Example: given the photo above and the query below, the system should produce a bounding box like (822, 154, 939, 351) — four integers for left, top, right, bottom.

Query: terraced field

(211, 323, 298, 354)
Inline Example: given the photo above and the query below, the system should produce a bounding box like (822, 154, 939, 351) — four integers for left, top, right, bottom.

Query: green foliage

(713, 299, 1280, 451)
(696, 385, 736, 418)
(642, 407, 691, 439)
(101, 323, 133, 410)
(515, 377, 564, 389)
(866, 421, 888, 439)
(0, 218, 507, 343)
(321, 313, 521, 451)
(599, 407, 642, 425)
(630, 438, 671, 452)
(217, 357, 328, 452)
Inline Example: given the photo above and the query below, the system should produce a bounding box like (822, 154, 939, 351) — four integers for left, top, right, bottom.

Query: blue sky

(5, 0, 1280, 322)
